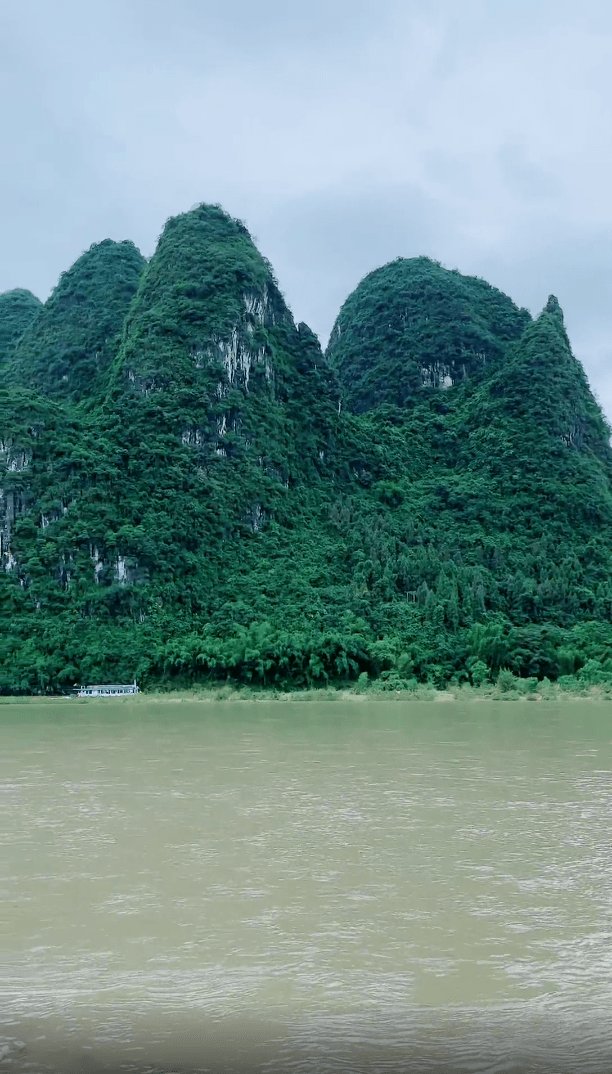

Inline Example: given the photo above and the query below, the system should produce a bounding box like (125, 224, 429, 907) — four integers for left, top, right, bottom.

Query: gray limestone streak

(0, 440, 30, 473)
(2, 547, 16, 571)
(57, 555, 72, 589)
(201, 287, 278, 389)
(181, 428, 207, 446)
(249, 503, 264, 532)
(0, 441, 30, 568)
(91, 546, 104, 583)
(128, 285, 278, 397)
(215, 329, 269, 389)
(560, 421, 587, 450)
(420, 365, 454, 389)
(112, 554, 146, 587)
(180, 415, 228, 453)
(243, 288, 273, 325)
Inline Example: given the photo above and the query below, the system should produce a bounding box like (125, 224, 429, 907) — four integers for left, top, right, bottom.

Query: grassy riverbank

(5, 669, 612, 705)
(139, 681, 612, 703)
(6, 681, 607, 704)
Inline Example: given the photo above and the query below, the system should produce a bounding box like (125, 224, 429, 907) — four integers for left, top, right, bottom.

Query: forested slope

(10, 239, 145, 402)
(0, 289, 42, 368)
(326, 256, 531, 411)
(2, 205, 612, 693)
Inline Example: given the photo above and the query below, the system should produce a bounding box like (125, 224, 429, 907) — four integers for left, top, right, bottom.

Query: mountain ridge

(3, 203, 612, 694)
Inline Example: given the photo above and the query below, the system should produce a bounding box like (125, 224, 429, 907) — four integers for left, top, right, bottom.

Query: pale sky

(3, 0, 612, 414)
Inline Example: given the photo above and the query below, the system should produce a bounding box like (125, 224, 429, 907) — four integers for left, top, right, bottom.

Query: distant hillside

(326, 256, 530, 412)
(10, 239, 145, 402)
(0, 289, 42, 368)
(3, 207, 612, 694)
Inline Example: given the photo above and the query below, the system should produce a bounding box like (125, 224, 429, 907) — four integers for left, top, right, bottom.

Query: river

(2, 697, 612, 1072)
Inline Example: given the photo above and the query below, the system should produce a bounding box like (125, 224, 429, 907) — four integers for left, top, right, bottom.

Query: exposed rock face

(117, 205, 290, 399)
(113, 204, 337, 469)
(0, 393, 69, 575)
(326, 256, 531, 413)
(0, 289, 42, 367)
(11, 239, 145, 401)
(0, 475, 27, 568)
(1, 207, 340, 620)
(0, 435, 31, 575)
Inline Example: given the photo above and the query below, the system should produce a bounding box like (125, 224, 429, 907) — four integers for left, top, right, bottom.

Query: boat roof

(82, 684, 136, 689)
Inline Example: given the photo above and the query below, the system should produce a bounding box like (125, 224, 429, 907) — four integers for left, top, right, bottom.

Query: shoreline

(3, 684, 612, 705)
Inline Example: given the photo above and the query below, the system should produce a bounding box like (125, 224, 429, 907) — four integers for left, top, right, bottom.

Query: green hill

(3, 208, 612, 694)
(10, 239, 145, 402)
(1, 207, 352, 691)
(326, 256, 531, 412)
(100, 204, 343, 622)
(0, 289, 42, 368)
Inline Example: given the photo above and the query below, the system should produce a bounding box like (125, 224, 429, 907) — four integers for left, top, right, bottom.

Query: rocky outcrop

(113, 204, 337, 470)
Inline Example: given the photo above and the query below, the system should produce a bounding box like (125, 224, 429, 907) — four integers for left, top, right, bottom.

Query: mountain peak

(326, 256, 531, 413)
(544, 294, 564, 322)
(116, 203, 293, 399)
(0, 288, 42, 367)
(10, 239, 145, 402)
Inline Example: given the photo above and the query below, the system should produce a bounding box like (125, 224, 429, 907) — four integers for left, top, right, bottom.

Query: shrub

(356, 671, 369, 692)
(497, 667, 519, 692)
(469, 659, 489, 687)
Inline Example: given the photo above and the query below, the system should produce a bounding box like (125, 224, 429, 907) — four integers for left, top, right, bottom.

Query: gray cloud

(2, 0, 612, 413)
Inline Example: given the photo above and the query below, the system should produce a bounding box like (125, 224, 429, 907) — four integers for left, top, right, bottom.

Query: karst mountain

(2, 203, 612, 693)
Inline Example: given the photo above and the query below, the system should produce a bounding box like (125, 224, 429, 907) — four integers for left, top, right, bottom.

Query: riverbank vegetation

(3, 205, 612, 695)
(5, 676, 612, 705)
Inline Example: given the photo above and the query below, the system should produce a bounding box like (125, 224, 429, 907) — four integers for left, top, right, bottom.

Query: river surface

(2, 697, 612, 1073)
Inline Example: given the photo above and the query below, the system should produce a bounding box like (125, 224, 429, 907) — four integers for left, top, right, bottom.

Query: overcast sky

(3, 0, 612, 413)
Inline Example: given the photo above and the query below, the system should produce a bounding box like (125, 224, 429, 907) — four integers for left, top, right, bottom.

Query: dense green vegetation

(9, 240, 145, 402)
(2, 204, 612, 694)
(0, 289, 42, 369)
(326, 256, 531, 412)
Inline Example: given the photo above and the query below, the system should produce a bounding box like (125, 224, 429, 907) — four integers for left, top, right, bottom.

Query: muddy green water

(2, 698, 612, 1072)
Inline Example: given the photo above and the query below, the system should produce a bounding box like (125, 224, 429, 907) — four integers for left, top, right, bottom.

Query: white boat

(76, 682, 138, 697)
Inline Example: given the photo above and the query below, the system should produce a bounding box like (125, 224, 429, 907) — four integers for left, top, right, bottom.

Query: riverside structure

(76, 682, 138, 697)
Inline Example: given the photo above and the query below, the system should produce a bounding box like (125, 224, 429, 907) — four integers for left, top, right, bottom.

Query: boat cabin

(76, 682, 138, 697)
